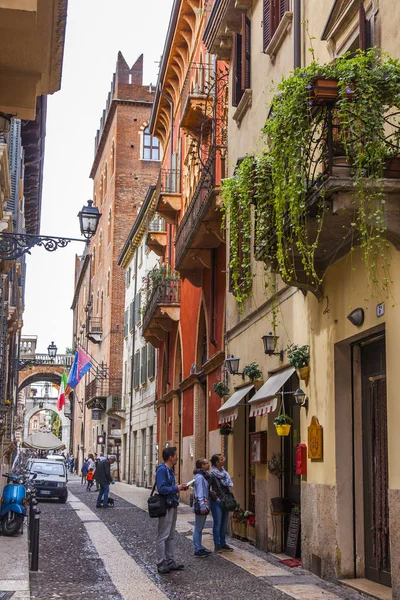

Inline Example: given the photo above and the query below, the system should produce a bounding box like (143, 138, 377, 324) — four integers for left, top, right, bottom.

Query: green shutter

(148, 343, 155, 379)
(134, 351, 140, 388)
(124, 309, 128, 337)
(129, 301, 134, 331)
(135, 292, 141, 323)
(141, 345, 147, 384)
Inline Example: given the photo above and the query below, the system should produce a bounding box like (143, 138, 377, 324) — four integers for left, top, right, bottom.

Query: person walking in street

(210, 454, 234, 553)
(94, 455, 115, 507)
(74, 456, 79, 475)
(86, 468, 94, 491)
(81, 459, 88, 484)
(155, 447, 188, 574)
(87, 453, 95, 471)
(192, 458, 212, 558)
(69, 455, 74, 473)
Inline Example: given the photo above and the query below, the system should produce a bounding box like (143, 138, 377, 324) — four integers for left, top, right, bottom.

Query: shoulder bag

(147, 482, 167, 518)
(214, 477, 237, 512)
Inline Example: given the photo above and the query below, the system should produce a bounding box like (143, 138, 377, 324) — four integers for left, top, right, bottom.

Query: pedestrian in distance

(87, 453, 95, 471)
(69, 455, 74, 473)
(156, 447, 188, 574)
(94, 455, 115, 507)
(210, 454, 234, 553)
(86, 468, 94, 491)
(192, 458, 213, 558)
(81, 459, 88, 484)
(74, 456, 79, 475)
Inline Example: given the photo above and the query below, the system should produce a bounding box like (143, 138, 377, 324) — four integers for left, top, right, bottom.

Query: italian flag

(57, 371, 68, 411)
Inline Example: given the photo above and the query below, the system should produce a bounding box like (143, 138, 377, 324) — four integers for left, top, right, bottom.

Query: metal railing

(34, 354, 75, 367)
(88, 316, 103, 335)
(106, 395, 123, 413)
(161, 169, 181, 194)
(148, 216, 166, 233)
(181, 62, 211, 120)
(142, 279, 181, 334)
(175, 150, 216, 267)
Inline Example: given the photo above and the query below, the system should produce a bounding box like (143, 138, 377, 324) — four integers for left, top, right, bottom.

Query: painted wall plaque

(308, 416, 323, 460)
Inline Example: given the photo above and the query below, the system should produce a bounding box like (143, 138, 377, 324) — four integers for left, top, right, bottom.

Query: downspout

(127, 248, 138, 484)
(293, 0, 301, 69)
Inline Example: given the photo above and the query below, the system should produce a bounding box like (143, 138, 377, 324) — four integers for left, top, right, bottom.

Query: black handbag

(214, 478, 237, 512)
(148, 483, 167, 518)
(194, 498, 210, 515)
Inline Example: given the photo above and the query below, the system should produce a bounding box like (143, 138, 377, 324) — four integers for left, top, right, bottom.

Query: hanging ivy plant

(223, 49, 400, 298)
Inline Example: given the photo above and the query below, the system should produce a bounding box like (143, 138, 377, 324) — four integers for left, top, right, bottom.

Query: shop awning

(217, 385, 254, 423)
(248, 366, 295, 417)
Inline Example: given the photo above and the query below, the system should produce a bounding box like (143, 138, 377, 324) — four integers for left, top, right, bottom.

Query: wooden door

(361, 338, 391, 587)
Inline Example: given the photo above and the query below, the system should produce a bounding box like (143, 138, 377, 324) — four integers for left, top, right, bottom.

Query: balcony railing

(34, 354, 75, 367)
(175, 150, 216, 268)
(85, 378, 122, 408)
(148, 216, 166, 233)
(142, 279, 181, 336)
(161, 169, 180, 194)
(88, 316, 102, 334)
(106, 395, 123, 414)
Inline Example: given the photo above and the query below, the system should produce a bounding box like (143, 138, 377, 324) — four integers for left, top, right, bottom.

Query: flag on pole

(67, 348, 92, 389)
(57, 371, 68, 411)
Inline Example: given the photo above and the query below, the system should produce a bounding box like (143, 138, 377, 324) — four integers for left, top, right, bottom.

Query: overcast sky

(22, 0, 173, 354)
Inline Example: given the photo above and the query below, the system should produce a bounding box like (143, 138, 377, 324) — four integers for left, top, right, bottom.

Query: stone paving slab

(275, 584, 347, 599)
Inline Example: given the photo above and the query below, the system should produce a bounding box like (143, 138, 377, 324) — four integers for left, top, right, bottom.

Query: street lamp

(261, 333, 284, 361)
(224, 356, 242, 376)
(293, 388, 308, 409)
(0, 200, 101, 260)
(47, 341, 57, 361)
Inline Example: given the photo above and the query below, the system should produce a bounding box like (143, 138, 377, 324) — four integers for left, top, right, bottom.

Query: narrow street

(28, 477, 366, 600)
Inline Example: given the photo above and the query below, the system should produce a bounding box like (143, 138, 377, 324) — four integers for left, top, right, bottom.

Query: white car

(27, 458, 68, 503)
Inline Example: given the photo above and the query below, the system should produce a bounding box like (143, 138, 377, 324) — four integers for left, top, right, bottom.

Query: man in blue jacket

(156, 447, 188, 574)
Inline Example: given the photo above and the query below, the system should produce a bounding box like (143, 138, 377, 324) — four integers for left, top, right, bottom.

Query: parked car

(27, 459, 68, 503)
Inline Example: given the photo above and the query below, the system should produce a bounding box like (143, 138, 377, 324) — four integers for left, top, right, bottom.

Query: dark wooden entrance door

(361, 338, 391, 587)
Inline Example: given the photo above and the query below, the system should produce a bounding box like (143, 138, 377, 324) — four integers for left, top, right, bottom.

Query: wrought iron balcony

(146, 216, 167, 258)
(87, 316, 102, 344)
(174, 150, 224, 286)
(155, 169, 181, 225)
(180, 63, 213, 135)
(85, 378, 121, 410)
(142, 279, 181, 348)
(106, 394, 123, 415)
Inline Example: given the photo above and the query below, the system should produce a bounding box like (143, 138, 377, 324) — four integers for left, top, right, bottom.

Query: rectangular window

(138, 244, 143, 267)
(263, 0, 289, 51)
(232, 16, 251, 107)
(140, 345, 147, 384)
(142, 126, 160, 161)
(134, 292, 141, 324)
(124, 309, 129, 337)
(129, 301, 134, 332)
(133, 350, 140, 389)
(147, 343, 156, 379)
(125, 267, 131, 288)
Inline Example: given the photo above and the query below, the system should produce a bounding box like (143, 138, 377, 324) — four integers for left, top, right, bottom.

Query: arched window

(142, 126, 160, 161)
(103, 163, 108, 196)
(100, 291, 104, 318)
(96, 290, 100, 315)
(196, 305, 208, 367)
(111, 141, 115, 174)
(107, 208, 112, 245)
(98, 230, 103, 265)
(107, 270, 111, 297)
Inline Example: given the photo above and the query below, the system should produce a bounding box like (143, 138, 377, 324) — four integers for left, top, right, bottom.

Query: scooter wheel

(1, 513, 24, 536)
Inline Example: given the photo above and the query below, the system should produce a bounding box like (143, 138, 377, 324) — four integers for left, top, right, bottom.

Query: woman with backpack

(210, 454, 234, 553)
(81, 459, 88, 485)
(192, 458, 213, 558)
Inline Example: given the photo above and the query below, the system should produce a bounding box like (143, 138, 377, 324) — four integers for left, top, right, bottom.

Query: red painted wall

(182, 388, 194, 438)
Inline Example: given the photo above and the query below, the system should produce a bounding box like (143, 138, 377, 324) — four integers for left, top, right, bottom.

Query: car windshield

(30, 463, 65, 476)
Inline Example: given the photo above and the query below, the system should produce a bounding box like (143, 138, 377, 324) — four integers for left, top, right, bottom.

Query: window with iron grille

(141, 345, 147, 384)
(133, 350, 140, 389)
(142, 126, 160, 161)
(147, 343, 156, 379)
(263, 0, 289, 51)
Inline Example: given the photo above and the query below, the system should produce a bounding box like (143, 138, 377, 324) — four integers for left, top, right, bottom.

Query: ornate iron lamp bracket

(0, 233, 86, 261)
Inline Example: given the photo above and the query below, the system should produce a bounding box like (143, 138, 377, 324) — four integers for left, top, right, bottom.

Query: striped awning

(217, 385, 254, 424)
(248, 367, 295, 417)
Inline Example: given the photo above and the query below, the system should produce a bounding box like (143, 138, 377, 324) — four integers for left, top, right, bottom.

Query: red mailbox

(296, 443, 307, 475)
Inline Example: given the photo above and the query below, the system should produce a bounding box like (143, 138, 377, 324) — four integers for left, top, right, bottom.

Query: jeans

(210, 501, 228, 548)
(156, 507, 177, 567)
(193, 513, 208, 552)
(97, 483, 109, 505)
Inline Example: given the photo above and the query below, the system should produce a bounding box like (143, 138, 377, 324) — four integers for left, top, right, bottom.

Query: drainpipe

(293, 0, 301, 69)
(127, 248, 139, 484)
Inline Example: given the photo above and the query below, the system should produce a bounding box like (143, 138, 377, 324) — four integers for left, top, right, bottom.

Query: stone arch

(24, 402, 70, 449)
(18, 365, 65, 393)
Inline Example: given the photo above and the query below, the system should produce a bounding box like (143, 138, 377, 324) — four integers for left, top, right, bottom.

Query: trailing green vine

(223, 49, 400, 299)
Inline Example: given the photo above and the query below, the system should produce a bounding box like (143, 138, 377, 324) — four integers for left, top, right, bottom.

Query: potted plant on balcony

(218, 422, 233, 435)
(212, 381, 230, 398)
(232, 506, 248, 539)
(274, 413, 293, 437)
(286, 344, 310, 383)
(242, 362, 263, 382)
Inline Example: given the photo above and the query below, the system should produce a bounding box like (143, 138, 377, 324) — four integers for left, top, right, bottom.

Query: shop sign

(308, 416, 323, 460)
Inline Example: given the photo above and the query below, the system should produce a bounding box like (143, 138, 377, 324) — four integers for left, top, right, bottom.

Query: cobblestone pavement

(58, 479, 367, 600)
(29, 494, 122, 600)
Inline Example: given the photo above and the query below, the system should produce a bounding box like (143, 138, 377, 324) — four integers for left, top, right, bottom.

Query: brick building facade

(71, 54, 159, 466)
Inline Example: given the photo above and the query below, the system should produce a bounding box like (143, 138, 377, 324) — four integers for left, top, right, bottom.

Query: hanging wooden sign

(308, 416, 323, 460)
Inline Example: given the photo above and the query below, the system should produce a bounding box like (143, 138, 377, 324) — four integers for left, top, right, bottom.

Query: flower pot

(247, 523, 256, 544)
(275, 424, 291, 436)
(296, 365, 310, 383)
(312, 78, 338, 102)
(384, 157, 400, 178)
(232, 520, 248, 539)
(332, 156, 352, 178)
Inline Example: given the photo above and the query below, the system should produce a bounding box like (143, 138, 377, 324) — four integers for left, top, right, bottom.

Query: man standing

(94, 455, 115, 507)
(156, 447, 188, 574)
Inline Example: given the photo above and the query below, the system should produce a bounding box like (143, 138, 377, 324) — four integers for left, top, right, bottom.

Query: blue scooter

(0, 473, 27, 536)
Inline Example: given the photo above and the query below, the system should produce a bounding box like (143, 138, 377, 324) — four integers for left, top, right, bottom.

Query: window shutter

(148, 343, 155, 379)
(141, 345, 147, 384)
(241, 15, 251, 91)
(279, 0, 288, 20)
(124, 309, 128, 337)
(232, 32, 243, 107)
(134, 351, 140, 389)
(263, 0, 272, 50)
(359, 2, 372, 51)
(129, 301, 134, 331)
(134, 292, 141, 323)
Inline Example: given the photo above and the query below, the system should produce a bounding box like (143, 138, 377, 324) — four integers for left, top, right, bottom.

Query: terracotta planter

(232, 520, 248, 539)
(296, 365, 310, 383)
(332, 156, 352, 178)
(247, 523, 256, 544)
(384, 157, 400, 178)
(275, 424, 291, 436)
(312, 78, 338, 102)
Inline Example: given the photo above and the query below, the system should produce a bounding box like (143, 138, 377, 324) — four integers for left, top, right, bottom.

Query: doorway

(360, 337, 391, 586)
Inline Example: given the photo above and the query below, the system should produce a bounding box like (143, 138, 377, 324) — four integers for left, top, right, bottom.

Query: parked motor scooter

(0, 473, 27, 536)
